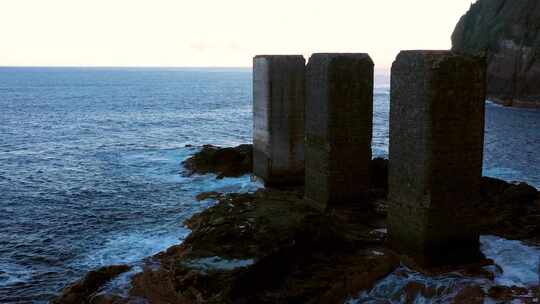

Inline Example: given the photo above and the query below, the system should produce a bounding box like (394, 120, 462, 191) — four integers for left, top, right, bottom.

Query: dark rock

(54, 178, 540, 303)
(457, 259, 496, 281)
(370, 157, 388, 191)
(184, 144, 391, 191)
(452, 286, 485, 304)
(480, 176, 511, 201)
(452, 0, 540, 107)
(476, 177, 540, 242)
(481, 176, 538, 205)
(400, 282, 438, 303)
(84, 294, 127, 304)
(500, 182, 538, 206)
(51, 265, 131, 304)
(195, 191, 222, 201)
(488, 285, 531, 302)
(54, 140, 540, 302)
(128, 188, 399, 303)
(182, 144, 252, 179)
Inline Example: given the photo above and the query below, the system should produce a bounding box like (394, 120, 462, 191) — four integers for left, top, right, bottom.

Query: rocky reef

(182, 144, 252, 179)
(53, 145, 540, 303)
(452, 0, 540, 107)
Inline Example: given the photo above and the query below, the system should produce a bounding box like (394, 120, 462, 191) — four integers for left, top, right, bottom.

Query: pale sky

(0, 0, 476, 68)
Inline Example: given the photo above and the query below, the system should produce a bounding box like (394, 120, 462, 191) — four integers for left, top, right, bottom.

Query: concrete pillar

(388, 51, 486, 266)
(253, 55, 305, 186)
(305, 53, 374, 210)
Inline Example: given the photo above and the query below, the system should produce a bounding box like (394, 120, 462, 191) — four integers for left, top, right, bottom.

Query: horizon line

(0, 65, 251, 69)
(0, 65, 392, 71)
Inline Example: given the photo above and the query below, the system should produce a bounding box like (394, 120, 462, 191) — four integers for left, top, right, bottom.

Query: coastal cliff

(451, 0, 540, 107)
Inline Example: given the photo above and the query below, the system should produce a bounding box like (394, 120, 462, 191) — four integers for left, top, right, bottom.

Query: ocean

(0, 67, 538, 303)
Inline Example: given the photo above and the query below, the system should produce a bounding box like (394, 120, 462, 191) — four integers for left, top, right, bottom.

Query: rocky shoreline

(53, 145, 540, 303)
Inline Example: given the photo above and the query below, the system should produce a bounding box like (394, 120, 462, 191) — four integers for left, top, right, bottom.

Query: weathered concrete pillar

(305, 53, 374, 210)
(253, 55, 305, 186)
(388, 51, 486, 266)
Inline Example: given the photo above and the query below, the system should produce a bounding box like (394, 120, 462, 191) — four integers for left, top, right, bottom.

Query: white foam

(486, 100, 506, 108)
(184, 256, 255, 271)
(96, 265, 143, 298)
(80, 228, 190, 269)
(347, 235, 540, 303)
(182, 174, 263, 195)
(122, 147, 264, 194)
(91, 148, 263, 269)
(346, 264, 483, 304)
(480, 235, 540, 287)
(79, 147, 263, 297)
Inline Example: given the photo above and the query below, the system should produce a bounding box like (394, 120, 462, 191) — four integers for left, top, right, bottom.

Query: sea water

(0, 67, 539, 303)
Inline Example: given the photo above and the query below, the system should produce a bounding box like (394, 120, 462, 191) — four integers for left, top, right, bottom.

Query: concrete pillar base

(253, 55, 305, 187)
(388, 50, 486, 266)
(305, 53, 374, 210)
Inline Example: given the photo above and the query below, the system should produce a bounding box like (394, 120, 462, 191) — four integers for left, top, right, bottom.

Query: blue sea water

(0, 67, 538, 303)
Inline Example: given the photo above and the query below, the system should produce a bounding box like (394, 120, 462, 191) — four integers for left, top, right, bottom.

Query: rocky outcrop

(452, 0, 540, 107)
(129, 187, 400, 303)
(54, 146, 540, 303)
(183, 144, 252, 178)
(52, 265, 131, 304)
(74, 177, 537, 304)
(477, 177, 540, 241)
(185, 144, 390, 191)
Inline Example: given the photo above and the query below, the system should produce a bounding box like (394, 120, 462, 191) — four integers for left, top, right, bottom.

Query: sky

(0, 0, 477, 68)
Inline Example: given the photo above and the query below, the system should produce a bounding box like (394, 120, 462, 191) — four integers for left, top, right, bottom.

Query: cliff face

(452, 0, 540, 107)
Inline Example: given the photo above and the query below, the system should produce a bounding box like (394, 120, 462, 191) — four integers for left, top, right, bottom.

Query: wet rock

(183, 144, 252, 178)
(195, 191, 222, 201)
(457, 260, 496, 281)
(452, 286, 485, 304)
(369, 157, 388, 191)
(500, 182, 538, 206)
(127, 187, 399, 303)
(400, 282, 437, 302)
(488, 285, 531, 302)
(52, 265, 131, 304)
(482, 177, 539, 206)
(184, 144, 391, 191)
(56, 178, 540, 303)
(85, 294, 127, 304)
(480, 176, 511, 201)
(56, 143, 540, 303)
(475, 177, 540, 241)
